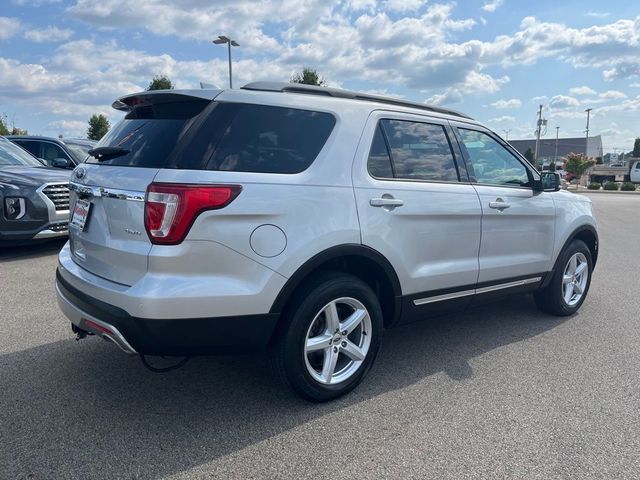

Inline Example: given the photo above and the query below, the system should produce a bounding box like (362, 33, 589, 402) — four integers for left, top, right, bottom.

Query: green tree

(523, 147, 535, 164)
(290, 67, 326, 86)
(0, 114, 9, 136)
(564, 152, 595, 180)
(87, 114, 110, 141)
(632, 138, 640, 158)
(147, 75, 174, 91)
(0, 113, 28, 135)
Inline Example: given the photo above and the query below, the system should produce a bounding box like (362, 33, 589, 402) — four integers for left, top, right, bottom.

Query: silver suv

(56, 82, 598, 401)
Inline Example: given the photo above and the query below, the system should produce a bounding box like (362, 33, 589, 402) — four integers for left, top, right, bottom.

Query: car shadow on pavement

(0, 294, 567, 479)
(0, 238, 66, 262)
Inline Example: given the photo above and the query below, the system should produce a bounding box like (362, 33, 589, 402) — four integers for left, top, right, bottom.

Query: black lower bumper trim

(56, 269, 280, 356)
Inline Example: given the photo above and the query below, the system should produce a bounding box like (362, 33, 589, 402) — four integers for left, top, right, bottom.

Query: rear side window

(90, 101, 335, 173)
(203, 103, 335, 174)
(367, 125, 394, 178)
(14, 140, 40, 158)
(368, 119, 459, 182)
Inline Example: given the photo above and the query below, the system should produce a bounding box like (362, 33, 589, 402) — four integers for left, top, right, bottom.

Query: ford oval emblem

(75, 167, 86, 179)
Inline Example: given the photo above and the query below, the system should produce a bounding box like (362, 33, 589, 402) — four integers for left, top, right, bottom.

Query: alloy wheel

(562, 252, 589, 307)
(303, 297, 372, 385)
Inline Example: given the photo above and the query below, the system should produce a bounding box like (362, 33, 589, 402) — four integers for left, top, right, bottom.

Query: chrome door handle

(370, 197, 404, 207)
(489, 199, 510, 211)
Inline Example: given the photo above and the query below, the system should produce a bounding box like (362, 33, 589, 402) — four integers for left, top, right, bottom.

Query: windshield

(64, 141, 93, 163)
(0, 138, 44, 167)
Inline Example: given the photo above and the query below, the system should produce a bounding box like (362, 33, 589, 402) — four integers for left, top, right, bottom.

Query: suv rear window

(91, 101, 336, 173)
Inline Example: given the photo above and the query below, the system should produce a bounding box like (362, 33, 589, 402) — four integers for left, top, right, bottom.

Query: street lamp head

(213, 35, 229, 44)
(231, 40, 240, 47)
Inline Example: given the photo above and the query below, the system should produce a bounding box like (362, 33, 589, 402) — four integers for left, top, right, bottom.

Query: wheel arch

(269, 244, 403, 330)
(543, 224, 598, 287)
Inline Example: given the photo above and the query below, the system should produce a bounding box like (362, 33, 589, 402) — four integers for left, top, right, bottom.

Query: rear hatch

(68, 88, 337, 286)
(68, 91, 219, 286)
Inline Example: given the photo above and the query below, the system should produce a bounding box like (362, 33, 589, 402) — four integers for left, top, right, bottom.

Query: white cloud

(45, 119, 87, 137)
(426, 90, 463, 106)
(569, 86, 596, 96)
(491, 98, 522, 109)
(549, 95, 580, 108)
(480, 16, 640, 82)
(599, 90, 627, 100)
(482, 0, 504, 13)
(384, 0, 423, 12)
(24, 26, 73, 43)
(0, 17, 21, 40)
(488, 115, 515, 123)
(585, 11, 610, 18)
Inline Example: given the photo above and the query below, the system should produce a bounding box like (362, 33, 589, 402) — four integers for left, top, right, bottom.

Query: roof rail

(241, 81, 472, 120)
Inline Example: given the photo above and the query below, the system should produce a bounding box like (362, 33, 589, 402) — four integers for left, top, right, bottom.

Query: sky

(0, 0, 639, 153)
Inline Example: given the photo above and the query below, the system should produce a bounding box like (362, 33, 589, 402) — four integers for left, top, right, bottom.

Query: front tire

(535, 239, 593, 316)
(270, 272, 383, 402)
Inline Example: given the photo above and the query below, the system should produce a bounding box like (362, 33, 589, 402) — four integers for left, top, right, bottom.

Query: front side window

(457, 129, 530, 187)
(41, 142, 70, 165)
(368, 119, 459, 182)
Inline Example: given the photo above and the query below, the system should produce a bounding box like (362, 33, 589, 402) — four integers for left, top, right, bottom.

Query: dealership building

(509, 136, 603, 164)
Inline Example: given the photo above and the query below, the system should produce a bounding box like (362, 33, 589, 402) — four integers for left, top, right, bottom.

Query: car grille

(50, 223, 68, 232)
(42, 183, 70, 211)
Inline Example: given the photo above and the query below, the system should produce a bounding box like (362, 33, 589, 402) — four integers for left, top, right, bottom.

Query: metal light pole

(213, 35, 240, 89)
(503, 129, 511, 141)
(534, 104, 545, 170)
(584, 108, 592, 158)
(554, 126, 560, 165)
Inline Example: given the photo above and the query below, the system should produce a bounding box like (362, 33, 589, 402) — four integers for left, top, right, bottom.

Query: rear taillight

(144, 183, 241, 245)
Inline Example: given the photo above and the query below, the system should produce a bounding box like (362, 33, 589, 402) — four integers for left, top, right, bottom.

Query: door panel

(473, 185, 555, 282)
(451, 125, 555, 283)
(352, 112, 482, 298)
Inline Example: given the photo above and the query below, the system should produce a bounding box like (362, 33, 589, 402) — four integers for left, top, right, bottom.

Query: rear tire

(535, 239, 593, 316)
(270, 272, 383, 402)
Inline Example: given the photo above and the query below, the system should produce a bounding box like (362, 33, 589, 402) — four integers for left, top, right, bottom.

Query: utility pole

(534, 104, 545, 170)
(584, 108, 592, 159)
(554, 126, 560, 166)
(502, 129, 511, 141)
(213, 35, 240, 88)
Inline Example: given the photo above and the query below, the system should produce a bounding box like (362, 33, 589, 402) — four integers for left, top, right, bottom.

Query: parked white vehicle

(56, 83, 598, 401)
(630, 161, 640, 183)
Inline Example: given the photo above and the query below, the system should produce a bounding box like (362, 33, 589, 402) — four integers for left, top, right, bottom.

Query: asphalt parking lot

(1, 193, 639, 480)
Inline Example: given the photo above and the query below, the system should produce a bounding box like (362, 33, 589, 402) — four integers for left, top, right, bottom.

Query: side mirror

(51, 157, 71, 169)
(535, 172, 561, 192)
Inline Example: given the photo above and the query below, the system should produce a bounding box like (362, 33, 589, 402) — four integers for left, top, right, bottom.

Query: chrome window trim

(413, 276, 542, 306)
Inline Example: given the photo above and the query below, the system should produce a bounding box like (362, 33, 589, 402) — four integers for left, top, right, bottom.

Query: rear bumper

(56, 269, 280, 356)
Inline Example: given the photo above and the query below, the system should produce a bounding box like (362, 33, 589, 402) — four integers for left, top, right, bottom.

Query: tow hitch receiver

(71, 323, 90, 341)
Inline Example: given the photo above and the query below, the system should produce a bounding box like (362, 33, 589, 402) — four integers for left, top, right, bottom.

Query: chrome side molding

(413, 276, 542, 306)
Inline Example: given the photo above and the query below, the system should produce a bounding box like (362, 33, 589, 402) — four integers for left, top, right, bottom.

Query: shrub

(603, 182, 620, 191)
(621, 182, 637, 191)
(587, 182, 601, 190)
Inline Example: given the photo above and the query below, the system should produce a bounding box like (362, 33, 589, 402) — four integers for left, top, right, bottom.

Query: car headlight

(4, 197, 26, 220)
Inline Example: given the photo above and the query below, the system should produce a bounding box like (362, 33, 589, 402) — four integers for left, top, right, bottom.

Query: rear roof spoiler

(112, 89, 221, 112)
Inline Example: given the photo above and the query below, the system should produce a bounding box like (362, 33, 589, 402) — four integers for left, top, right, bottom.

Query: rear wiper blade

(88, 146, 130, 161)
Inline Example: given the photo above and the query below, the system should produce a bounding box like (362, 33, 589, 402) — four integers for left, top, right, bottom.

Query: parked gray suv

(56, 83, 598, 401)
